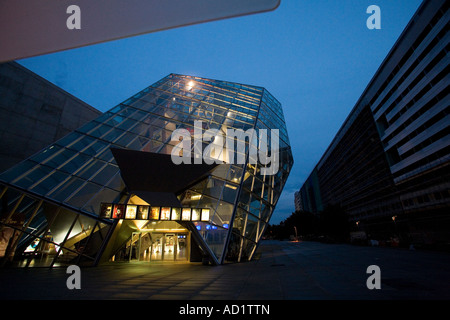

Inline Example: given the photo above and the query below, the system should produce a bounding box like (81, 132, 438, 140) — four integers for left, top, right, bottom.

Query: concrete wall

(0, 61, 102, 173)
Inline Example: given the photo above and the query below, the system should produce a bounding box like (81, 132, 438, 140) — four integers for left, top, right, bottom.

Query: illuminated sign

(125, 205, 137, 219)
(100, 203, 211, 222)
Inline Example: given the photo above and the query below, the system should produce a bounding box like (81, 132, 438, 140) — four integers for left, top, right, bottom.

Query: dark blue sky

(18, 0, 423, 224)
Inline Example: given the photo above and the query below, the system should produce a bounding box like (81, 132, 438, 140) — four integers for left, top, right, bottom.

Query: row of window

(369, 2, 448, 115)
(402, 189, 450, 208)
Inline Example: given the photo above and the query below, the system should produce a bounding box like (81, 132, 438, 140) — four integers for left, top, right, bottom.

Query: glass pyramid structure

(0, 74, 293, 267)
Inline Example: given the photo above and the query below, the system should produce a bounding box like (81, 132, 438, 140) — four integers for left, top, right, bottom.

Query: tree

(264, 205, 351, 243)
(319, 204, 351, 242)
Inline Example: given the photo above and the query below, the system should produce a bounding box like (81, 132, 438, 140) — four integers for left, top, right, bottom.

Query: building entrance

(109, 220, 191, 263)
(126, 231, 189, 262)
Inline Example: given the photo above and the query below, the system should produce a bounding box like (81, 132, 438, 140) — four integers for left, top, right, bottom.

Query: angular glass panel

(128, 136, 150, 151)
(54, 132, 83, 149)
(222, 183, 238, 204)
(210, 200, 234, 227)
(129, 110, 148, 122)
(202, 178, 225, 200)
(227, 165, 244, 183)
(249, 197, 262, 216)
(105, 171, 125, 191)
(48, 176, 85, 202)
(66, 182, 102, 209)
(240, 238, 256, 261)
(93, 111, 114, 124)
(77, 221, 113, 263)
(90, 164, 119, 186)
(87, 123, 113, 139)
(83, 187, 123, 215)
(244, 213, 259, 241)
(242, 172, 254, 191)
(77, 120, 101, 134)
(180, 190, 203, 208)
(13, 165, 54, 190)
(257, 220, 267, 242)
(130, 121, 150, 136)
(238, 189, 252, 211)
(103, 128, 125, 142)
(77, 159, 106, 180)
(203, 226, 228, 261)
(29, 145, 63, 164)
(42, 148, 77, 169)
(68, 135, 96, 153)
(96, 148, 114, 163)
(115, 132, 137, 147)
(80, 140, 108, 157)
(59, 153, 92, 175)
(0, 160, 39, 183)
(225, 231, 242, 262)
(30, 170, 70, 196)
(260, 203, 272, 222)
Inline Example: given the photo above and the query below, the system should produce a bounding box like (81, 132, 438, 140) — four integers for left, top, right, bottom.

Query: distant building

(298, 0, 449, 244)
(0, 61, 101, 173)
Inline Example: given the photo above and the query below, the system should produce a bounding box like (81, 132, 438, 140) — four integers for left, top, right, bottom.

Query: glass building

(0, 74, 293, 267)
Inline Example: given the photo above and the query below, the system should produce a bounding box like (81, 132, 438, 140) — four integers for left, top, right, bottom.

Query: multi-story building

(297, 0, 449, 243)
(0, 74, 293, 267)
(294, 191, 302, 212)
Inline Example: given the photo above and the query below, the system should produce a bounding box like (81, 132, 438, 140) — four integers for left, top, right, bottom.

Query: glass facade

(0, 74, 293, 267)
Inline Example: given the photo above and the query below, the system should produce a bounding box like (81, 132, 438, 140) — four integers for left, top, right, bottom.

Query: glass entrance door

(177, 234, 187, 260)
(164, 233, 175, 260)
(148, 232, 188, 262)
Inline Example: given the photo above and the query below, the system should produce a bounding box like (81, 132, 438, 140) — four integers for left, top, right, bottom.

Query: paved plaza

(0, 240, 449, 300)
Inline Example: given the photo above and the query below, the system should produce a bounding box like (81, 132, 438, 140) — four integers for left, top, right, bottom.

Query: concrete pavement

(0, 240, 449, 300)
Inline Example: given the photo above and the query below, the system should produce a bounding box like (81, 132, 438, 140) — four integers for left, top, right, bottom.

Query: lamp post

(392, 215, 398, 236)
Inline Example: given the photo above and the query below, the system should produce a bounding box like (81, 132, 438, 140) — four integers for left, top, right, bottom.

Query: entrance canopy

(111, 148, 220, 207)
